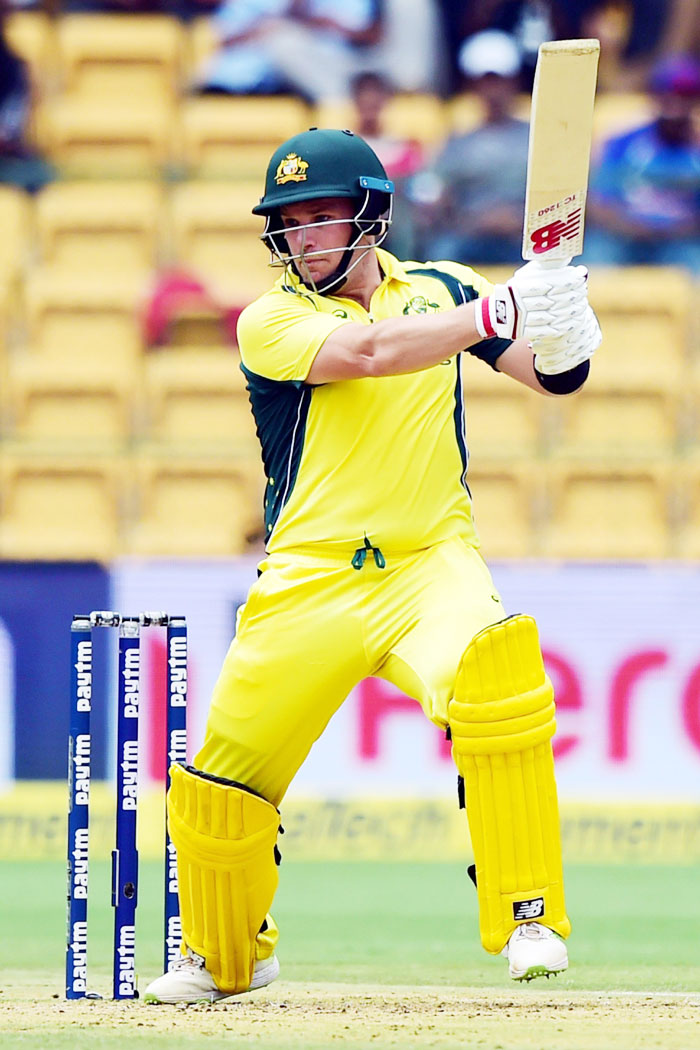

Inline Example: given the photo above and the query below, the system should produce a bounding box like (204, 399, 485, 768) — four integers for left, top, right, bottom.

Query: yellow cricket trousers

(195, 535, 506, 806)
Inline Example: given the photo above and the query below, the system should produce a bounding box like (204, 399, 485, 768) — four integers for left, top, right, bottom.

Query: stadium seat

(317, 93, 448, 151)
(587, 267, 692, 389)
(464, 460, 539, 559)
(447, 91, 530, 135)
(5, 356, 135, 447)
(378, 93, 449, 149)
(187, 14, 217, 77)
(592, 92, 653, 147)
(35, 181, 164, 274)
(157, 306, 233, 348)
(0, 452, 126, 561)
(56, 14, 186, 104)
(125, 452, 264, 556)
(169, 181, 272, 297)
(180, 96, 310, 176)
(39, 97, 174, 177)
(24, 268, 145, 365)
(676, 461, 700, 559)
(544, 462, 673, 560)
(548, 386, 682, 460)
(0, 186, 32, 288)
(143, 348, 257, 450)
(463, 380, 544, 460)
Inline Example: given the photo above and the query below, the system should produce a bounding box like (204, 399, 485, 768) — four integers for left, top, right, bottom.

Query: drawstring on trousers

(351, 535, 386, 570)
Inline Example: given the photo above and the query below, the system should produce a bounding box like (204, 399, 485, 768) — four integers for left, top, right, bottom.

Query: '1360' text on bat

(522, 38, 600, 266)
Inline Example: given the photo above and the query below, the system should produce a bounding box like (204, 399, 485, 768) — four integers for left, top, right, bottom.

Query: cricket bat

(522, 39, 600, 266)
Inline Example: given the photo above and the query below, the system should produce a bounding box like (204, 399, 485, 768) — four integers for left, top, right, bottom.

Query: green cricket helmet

(253, 128, 394, 293)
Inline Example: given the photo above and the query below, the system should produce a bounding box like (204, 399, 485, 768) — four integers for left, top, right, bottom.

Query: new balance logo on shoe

(513, 897, 545, 920)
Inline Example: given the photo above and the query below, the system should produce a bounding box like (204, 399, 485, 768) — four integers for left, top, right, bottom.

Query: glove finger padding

(511, 262, 589, 297)
(534, 304, 602, 375)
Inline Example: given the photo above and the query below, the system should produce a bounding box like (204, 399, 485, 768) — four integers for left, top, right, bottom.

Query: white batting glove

(533, 302, 602, 375)
(511, 261, 589, 300)
(475, 263, 589, 343)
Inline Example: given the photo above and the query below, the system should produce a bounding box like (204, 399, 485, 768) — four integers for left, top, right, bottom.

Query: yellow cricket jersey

(236, 248, 511, 557)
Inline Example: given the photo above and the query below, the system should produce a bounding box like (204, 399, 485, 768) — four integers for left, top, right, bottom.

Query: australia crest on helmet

(275, 152, 309, 185)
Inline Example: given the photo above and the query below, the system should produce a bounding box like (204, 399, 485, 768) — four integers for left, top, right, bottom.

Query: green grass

(3, 860, 700, 995)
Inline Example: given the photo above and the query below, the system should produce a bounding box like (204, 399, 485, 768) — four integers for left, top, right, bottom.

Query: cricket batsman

(145, 128, 601, 1004)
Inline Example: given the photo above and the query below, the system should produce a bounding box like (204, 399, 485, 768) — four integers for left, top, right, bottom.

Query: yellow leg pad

(167, 764, 281, 994)
(448, 615, 570, 954)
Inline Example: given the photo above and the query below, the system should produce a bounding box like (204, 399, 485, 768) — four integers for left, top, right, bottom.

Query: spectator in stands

(0, 17, 53, 193)
(449, 1, 576, 90)
(584, 54, 700, 273)
(349, 71, 423, 179)
(447, 1, 698, 92)
(569, 0, 699, 91)
(348, 70, 424, 258)
(194, 0, 383, 103)
(412, 30, 529, 265)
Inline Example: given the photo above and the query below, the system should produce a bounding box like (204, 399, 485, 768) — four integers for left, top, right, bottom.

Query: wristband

(534, 359, 590, 394)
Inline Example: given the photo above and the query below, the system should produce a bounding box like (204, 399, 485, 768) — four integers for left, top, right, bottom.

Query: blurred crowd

(0, 0, 698, 271)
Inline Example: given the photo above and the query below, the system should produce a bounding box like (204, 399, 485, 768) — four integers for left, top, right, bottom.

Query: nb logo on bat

(513, 897, 545, 920)
(530, 209, 582, 254)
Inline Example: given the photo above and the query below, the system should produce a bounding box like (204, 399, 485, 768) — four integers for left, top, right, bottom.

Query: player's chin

(303, 261, 331, 282)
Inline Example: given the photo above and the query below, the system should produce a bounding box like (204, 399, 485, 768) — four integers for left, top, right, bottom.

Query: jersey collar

(276, 247, 412, 298)
(374, 248, 413, 287)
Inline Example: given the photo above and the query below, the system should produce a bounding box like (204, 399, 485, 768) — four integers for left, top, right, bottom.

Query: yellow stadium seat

(463, 381, 544, 460)
(0, 280, 13, 380)
(180, 96, 311, 176)
(4, 10, 57, 94)
(169, 181, 271, 297)
(0, 186, 32, 286)
(0, 453, 125, 561)
(544, 462, 672, 560)
(592, 92, 653, 146)
(57, 14, 186, 103)
(378, 93, 448, 149)
(676, 462, 700, 559)
(587, 267, 692, 389)
(447, 91, 530, 136)
(125, 452, 264, 556)
(187, 15, 217, 77)
(312, 100, 354, 132)
(682, 369, 700, 454)
(25, 268, 145, 365)
(143, 348, 257, 450)
(40, 97, 174, 178)
(36, 181, 164, 274)
(6, 356, 135, 446)
(549, 387, 682, 459)
(160, 308, 233, 348)
(465, 460, 539, 559)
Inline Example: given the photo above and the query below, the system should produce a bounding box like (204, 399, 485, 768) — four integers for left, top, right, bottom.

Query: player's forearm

(350, 303, 484, 377)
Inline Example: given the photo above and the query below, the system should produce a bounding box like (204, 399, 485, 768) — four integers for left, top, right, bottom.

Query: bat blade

(522, 38, 600, 264)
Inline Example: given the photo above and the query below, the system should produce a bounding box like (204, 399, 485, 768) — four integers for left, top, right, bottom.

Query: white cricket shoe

(503, 922, 568, 982)
(143, 950, 280, 1004)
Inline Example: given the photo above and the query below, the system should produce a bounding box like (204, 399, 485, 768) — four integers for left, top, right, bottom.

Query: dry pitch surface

(2, 982, 699, 1050)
